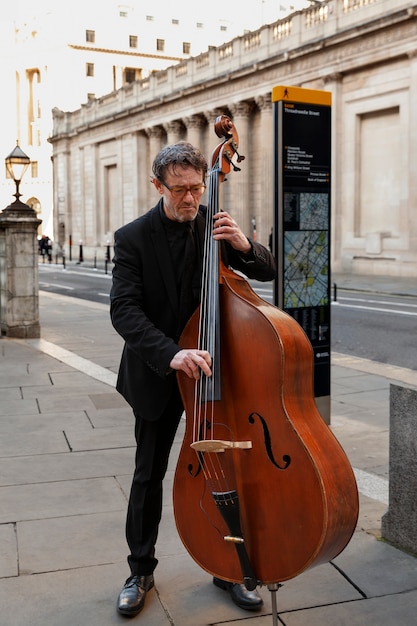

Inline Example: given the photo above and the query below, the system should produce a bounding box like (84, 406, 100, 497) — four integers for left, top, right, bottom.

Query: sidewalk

(1, 275, 417, 625)
(332, 271, 417, 298)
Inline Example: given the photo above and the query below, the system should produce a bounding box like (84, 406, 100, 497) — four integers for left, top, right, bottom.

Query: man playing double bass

(110, 141, 276, 617)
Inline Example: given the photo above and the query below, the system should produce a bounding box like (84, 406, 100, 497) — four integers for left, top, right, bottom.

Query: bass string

(192, 165, 233, 497)
(194, 164, 219, 445)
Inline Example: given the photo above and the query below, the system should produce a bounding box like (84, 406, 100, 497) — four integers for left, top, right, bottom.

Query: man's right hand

(169, 349, 212, 380)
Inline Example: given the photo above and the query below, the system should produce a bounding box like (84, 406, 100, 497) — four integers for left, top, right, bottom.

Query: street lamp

(5, 142, 31, 207)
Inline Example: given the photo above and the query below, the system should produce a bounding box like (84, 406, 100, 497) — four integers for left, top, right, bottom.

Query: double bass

(173, 115, 358, 619)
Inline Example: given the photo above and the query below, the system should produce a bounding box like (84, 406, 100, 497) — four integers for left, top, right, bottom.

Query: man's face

(153, 166, 205, 223)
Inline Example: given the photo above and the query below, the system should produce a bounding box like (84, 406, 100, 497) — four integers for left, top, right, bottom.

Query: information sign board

(272, 86, 331, 419)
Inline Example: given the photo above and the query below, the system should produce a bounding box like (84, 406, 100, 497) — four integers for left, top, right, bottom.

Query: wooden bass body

(173, 269, 358, 585)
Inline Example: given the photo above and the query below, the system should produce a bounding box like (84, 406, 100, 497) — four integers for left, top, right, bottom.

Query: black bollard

(105, 242, 111, 274)
(78, 242, 83, 263)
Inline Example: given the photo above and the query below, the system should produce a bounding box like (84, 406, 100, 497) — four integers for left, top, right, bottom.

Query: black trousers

(126, 384, 183, 576)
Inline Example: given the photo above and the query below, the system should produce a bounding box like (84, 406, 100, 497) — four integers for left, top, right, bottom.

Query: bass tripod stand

(267, 582, 283, 626)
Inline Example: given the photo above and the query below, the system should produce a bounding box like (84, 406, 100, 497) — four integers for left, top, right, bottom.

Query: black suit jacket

(110, 200, 276, 421)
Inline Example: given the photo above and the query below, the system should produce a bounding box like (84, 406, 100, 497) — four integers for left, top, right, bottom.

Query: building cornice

(68, 43, 183, 63)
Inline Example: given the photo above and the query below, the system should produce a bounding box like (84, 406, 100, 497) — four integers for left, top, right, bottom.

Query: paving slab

(0, 429, 69, 458)
(0, 410, 90, 436)
(0, 523, 18, 578)
(331, 415, 389, 473)
(0, 564, 140, 626)
(34, 390, 100, 414)
(334, 530, 417, 597)
(280, 589, 417, 626)
(0, 448, 134, 487)
(0, 477, 127, 524)
(353, 493, 387, 535)
(84, 405, 134, 428)
(0, 397, 40, 416)
(87, 392, 130, 410)
(64, 424, 135, 452)
(17, 511, 126, 575)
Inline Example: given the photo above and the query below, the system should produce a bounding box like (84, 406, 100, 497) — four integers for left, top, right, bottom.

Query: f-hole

(248, 412, 291, 470)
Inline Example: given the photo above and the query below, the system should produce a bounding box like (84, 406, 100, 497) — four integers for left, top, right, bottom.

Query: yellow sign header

(272, 85, 331, 106)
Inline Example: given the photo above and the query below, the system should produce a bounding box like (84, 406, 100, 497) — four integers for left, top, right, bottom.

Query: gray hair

(152, 141, 208, 181)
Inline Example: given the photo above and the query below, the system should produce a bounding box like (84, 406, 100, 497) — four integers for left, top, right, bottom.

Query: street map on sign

(284, 193, 329, 308)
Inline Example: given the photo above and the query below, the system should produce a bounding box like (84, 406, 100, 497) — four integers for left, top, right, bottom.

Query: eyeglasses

(160, 180, 206, 198)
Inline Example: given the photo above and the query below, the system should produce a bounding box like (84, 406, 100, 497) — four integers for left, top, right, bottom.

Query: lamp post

(4, 142, 32, 211)
(0, 143, 41, 337)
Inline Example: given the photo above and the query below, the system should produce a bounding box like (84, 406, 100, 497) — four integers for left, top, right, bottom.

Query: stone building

(3, 0, 297, 239)
(49, 0, 417, 277)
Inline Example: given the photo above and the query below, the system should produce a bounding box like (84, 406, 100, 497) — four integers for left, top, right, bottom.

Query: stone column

(184, 114, 206, 151)
(203, 108, 228, 164)
(407, 51, 417, 256)
(0, 199, 42, 338)
(324, 72, 343, 270)
(228, 101, 253, 236)
(201, 108, 232, 214)
(136, 131, 150, 217)
(183, 114, 209, 206)
(164, 120, 184, 145)
(53, 138, 71, 251)
(146, 126, 165, 206)
(146, 125, 165, 165)
(255, 93, 273, 247)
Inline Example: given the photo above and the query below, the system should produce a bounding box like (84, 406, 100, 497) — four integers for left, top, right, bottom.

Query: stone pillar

(228, 101, 253, 236)
(146, 126, 165, 206)
(184, 114, 206, 151)
(136, 131, 149, 216)
(324, 72, 343, 271)
(0, 199, 42, 338)
(381, 384, 417, 554)
(407, 51, 417, 256)
(255, 93, 273, 247)
(146, 125, 165, 165)
(202, 107, 233, 215)
(164, 120, 184, 145)
(53, 138, 71, 251)
(203, 108, 228, 164)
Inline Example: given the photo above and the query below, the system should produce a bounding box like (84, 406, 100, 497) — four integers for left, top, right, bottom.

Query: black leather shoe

(213, 577, 263, 611)
(117, 574, 154, 616)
